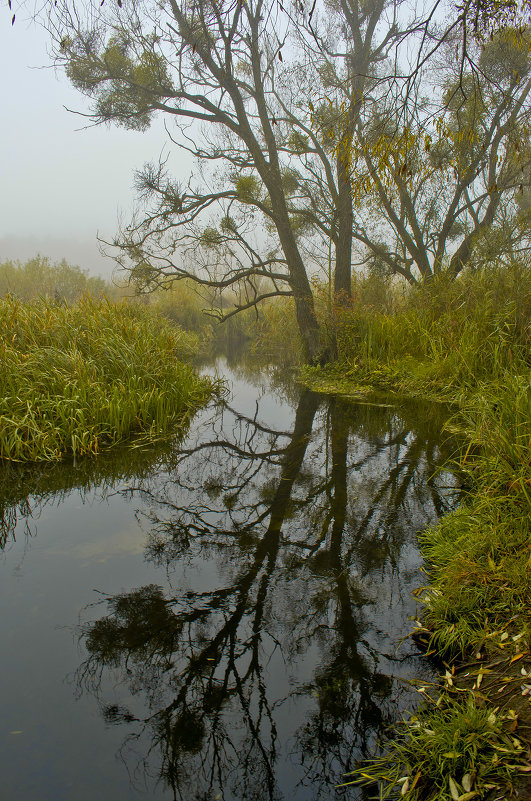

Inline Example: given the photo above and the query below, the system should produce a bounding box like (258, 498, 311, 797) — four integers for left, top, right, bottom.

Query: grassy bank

(302, 263, 531, 799)
(0, 296, 217, 462)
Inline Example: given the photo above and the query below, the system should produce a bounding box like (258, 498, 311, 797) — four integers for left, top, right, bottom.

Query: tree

(37, 0, 529, 358)
(45, 0, 410, 362)
(339, 23, 531, 282)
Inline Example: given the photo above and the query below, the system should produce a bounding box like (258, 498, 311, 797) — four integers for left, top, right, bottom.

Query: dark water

(0, 359, 459, 801)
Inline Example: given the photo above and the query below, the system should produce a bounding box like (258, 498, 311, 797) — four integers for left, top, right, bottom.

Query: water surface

(0, 359, 458, 801)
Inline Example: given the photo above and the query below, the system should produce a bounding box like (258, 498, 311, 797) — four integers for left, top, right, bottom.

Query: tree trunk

(335, 152, 353, 301)
(265, 182, 329, 364)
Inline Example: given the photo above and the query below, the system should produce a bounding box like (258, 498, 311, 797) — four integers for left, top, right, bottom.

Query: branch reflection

(77, 389, 459, 801)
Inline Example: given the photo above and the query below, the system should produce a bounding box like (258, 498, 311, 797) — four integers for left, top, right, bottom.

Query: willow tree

(45, 0, 408, 362)
(341, 25, 531, 282)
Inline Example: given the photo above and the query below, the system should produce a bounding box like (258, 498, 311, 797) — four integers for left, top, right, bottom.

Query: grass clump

(417, 374, 531, 659)
(0, 295, 216, 462)
(303, 261, 530, 402)
(344, 691, 529, 800)
(337, 373, 531, 798)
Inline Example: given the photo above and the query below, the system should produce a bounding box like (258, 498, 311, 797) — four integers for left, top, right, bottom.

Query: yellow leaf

(461, 773, 472, 792)
(511, 653, 525, 664)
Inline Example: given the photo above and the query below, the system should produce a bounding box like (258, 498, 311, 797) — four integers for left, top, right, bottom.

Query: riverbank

(0, 296, 217, 461)
(301, 264, 531, 799)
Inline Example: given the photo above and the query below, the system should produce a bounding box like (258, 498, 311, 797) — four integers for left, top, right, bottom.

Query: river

(0, 357, 459, 801)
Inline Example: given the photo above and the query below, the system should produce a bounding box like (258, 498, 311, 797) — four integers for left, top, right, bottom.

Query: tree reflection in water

(76, 386, 459, 801)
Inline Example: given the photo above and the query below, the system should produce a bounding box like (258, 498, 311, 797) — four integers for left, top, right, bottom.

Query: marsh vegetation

(302, 262, 531, 800)
(3, 0, 531, 794)
(0, 292, 216, 461)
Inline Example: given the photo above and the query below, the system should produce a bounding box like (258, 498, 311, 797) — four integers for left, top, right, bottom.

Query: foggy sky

(0, 14, 191, 278)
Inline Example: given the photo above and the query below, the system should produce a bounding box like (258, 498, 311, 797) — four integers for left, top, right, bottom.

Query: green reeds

(418, 375, 531, 659)
(315, 260, 531, 401)
(0, 255, 111, 302)
(0, 296, 216, 461)
(303, 261, 531, 798)
(343, 691, 529, 800)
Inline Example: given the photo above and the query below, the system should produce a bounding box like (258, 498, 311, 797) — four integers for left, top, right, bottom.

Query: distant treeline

(0, 256, 113, 303)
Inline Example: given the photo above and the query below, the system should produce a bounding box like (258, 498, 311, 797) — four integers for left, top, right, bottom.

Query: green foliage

(248, 296, 305, 365)
(233, 174, 262, 203)
(287, 131, 311, 154)
(281, 167, 301, 196)
(345, 693, 528, 799)
(320, 261, 531, 400)
(149, 280, 215, 341)
(0, 256, 110, 303)
(479, 27, 531, 84)
(220, 215, 238, 233)
(419, 374, 531, 657)
(199, 226, 223, 249)
(306, 262, 531, 799)
(313, 101, 344, 151)
(66, 34, 173, 130)
(468, 0, 531, 39)
(0, 296, 215, 461)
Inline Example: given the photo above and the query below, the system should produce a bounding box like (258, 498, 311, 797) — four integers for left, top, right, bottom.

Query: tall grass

(0, 296, 216, 462)
(326, 262, 530, 399)
(418, 375, 531, 658)
(303, 261, 531, 799)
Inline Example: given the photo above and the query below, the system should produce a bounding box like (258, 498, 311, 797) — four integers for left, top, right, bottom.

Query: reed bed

(0, 296, 216, 462)
(0, 255, 111, 302)
(315, 262, 530, 401)
(302, 261, 531, 799)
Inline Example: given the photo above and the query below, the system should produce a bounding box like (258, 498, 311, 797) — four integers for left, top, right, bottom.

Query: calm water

(0, 359, 459, 801)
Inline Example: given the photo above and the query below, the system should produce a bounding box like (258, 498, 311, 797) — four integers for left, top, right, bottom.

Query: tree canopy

(39, 0, 531, 360)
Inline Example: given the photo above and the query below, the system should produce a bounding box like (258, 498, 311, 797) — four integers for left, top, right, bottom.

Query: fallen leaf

(461, 772, 472, 792)
(449, 776, 461, 800)
(511, 653, 525, 664)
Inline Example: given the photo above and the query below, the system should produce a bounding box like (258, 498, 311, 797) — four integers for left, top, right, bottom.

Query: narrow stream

(0, 358, 459, 801)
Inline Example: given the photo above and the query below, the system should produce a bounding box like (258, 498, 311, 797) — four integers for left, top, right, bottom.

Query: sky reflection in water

(0, 358, 459, 801)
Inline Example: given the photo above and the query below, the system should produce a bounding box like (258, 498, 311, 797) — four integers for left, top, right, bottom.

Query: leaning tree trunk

(266, 184, 328, 365)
